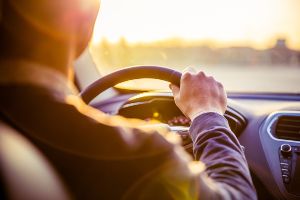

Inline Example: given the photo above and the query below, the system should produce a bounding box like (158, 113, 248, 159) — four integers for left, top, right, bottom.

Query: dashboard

(92, 91, 300, 200)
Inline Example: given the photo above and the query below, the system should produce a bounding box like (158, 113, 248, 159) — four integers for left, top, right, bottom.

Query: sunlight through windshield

(90, 0, 300, 93)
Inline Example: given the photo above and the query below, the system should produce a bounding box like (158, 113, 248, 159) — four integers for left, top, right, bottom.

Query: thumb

(169, 84, 180, 96)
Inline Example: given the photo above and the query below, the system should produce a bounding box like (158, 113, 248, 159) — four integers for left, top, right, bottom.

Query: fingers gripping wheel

(80, 66, 182, 104)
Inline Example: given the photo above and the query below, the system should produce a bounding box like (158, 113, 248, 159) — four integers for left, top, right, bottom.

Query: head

(0, 0, 100, 70)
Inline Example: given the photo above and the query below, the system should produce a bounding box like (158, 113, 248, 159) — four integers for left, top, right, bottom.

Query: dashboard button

(280, 163, 289, 169)
(280, 158, 291, 164)
(281, 144, 292, 157)
(282, 175, 290, 184)
(281, 169, 289, 176)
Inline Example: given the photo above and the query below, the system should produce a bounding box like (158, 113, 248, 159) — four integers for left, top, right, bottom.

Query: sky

(92, 0, 300, 50)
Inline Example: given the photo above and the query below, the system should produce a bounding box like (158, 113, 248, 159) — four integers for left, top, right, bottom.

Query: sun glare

(92, 0, 300, 49)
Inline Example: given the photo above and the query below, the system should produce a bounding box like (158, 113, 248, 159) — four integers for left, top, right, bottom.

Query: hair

(0, 0, 99, 62)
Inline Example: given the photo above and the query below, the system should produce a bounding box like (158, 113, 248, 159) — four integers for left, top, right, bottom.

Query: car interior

(74, 50, 300, 200)
(1, 0, 300, 199)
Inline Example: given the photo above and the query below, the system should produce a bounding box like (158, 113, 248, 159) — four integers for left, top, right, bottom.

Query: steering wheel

(80, 66, 244, 153)
(80, 66, 194, 151)
(80, 66, 182, 104)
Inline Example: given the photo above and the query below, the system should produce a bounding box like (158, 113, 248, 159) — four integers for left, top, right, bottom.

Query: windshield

(90, 0, 300, 94)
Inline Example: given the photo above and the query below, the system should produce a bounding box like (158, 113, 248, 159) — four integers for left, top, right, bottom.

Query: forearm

(190, 112, 257, 200)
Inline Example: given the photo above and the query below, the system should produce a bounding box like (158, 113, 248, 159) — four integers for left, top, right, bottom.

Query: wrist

(189, 109, 224, 121)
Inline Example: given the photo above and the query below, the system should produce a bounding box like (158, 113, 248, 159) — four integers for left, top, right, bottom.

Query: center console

(279, 144, 300, 195)
(261, 111, 300, 199)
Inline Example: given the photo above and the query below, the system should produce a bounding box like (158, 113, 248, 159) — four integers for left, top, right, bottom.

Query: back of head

(0, 0, 100, 58)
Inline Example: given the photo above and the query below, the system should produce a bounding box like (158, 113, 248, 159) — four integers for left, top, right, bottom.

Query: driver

(0, 0, 257, 199)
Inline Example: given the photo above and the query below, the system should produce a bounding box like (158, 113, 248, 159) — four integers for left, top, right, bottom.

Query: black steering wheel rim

(80, 66, 182, 104)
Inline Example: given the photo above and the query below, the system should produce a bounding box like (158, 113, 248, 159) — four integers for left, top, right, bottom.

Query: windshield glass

(90, 0, 300, 94)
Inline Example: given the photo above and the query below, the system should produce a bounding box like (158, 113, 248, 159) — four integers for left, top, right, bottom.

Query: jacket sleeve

(189, 112, 257, 200)
(123, 112, 257, 200)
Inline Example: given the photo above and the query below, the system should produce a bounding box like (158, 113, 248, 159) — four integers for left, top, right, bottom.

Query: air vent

(275, 116, 300, 141)
(224, 108, 247, 136)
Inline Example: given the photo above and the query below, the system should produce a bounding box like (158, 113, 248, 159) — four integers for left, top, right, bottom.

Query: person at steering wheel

(0, 0, 257, 199)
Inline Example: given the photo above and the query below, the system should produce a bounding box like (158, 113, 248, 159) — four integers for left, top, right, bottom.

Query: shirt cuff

(189, 112, 230, 142)
(190, 111, 223, 121)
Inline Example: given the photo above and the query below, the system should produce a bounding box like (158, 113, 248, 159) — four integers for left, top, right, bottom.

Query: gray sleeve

(189, 112, 257, 200)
